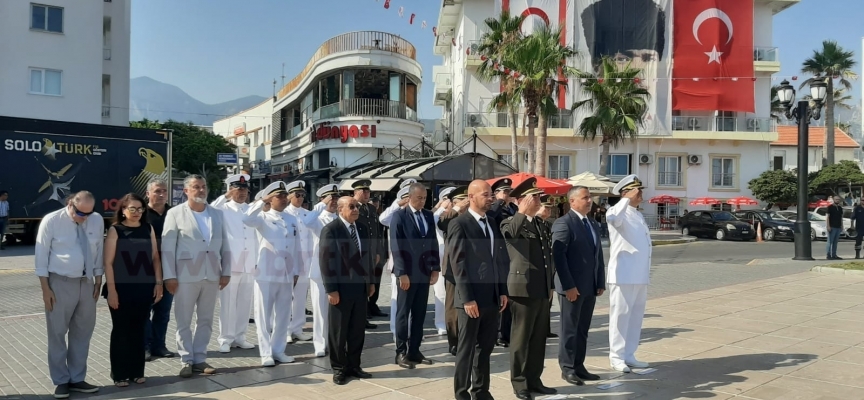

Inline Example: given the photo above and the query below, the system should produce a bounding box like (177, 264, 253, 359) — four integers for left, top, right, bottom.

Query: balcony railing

(672, 116, 776, 132)
(753, 47, 778, 62)
(715, 117, 738, 132)
(101, 105, 110, 118)
(277, 31, 417, 100)
(103, 48, 111, 60)
(465, 110, 573, 129)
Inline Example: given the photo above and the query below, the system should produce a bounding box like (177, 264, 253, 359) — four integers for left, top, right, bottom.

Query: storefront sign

(312, 124, 377, 143)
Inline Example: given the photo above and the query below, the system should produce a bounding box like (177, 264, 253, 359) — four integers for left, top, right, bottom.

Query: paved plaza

(2, 242, 864, 399)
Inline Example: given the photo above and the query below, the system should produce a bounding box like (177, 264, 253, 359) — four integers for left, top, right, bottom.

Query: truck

(0, 116, 172, 244)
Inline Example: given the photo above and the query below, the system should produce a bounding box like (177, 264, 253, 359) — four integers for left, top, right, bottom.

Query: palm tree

(477, 11, 523, 171)
(508, 25, 579, 175)
(801, 40, 857, 165)
(571, 57, 650, 176)
(769, 85, 786, 124)
(805, 87, 853, 111)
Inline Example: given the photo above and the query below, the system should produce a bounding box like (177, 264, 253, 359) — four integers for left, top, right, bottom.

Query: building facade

(0, 0, 130, 126)
(267, 31, 425, 197)
(213, 98, 275, 193)
(770, 126, 860, 173)
(432, 0, 798, 217)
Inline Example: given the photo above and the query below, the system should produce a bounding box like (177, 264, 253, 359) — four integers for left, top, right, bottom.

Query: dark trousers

(510, 297, 550, 391)
(444, 280, 458, 349)
(0, 217, 7, 248)
(499, 306, 511, 342)
(395, 281, 430, 357)
(328, 296, 366, 373)
(558, 293, 596, 375)
(546, 295, 555, 335)
(856, 234, 863, 252)
(454, 306, 497, 400)
(368, 261, 384, 314)
(110, 295, 153, 381)
(144, 285, 173, 352)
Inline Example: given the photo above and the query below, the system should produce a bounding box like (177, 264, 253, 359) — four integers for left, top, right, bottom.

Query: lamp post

(777, 78, 827, 260)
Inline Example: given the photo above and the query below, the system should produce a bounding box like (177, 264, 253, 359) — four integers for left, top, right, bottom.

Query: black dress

(107, 223, 156, 381)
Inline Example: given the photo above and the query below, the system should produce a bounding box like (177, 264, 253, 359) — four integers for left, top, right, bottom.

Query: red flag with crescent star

(672, 0, 754, 112)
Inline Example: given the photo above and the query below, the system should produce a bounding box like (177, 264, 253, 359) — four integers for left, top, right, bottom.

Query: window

(604, 154, 631, 177)
(711, 157, 736, 188)
(29, 68, 62, 95)
(498, 155, 514, 169)
(657, 155, 682, 186)
(548, 155, 571, 179)
(31, 4, 63, 33)
(716, 110, 736, 131)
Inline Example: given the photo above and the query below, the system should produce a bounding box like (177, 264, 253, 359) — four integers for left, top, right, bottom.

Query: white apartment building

(213, 98, 275, 193)
(0, 0, 130, 126)
(433, 0, 798, 216)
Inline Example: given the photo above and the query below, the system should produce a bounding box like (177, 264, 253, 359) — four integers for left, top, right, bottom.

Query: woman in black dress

(103, 193, 163, 387)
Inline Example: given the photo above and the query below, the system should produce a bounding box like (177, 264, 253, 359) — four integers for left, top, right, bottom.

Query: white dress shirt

(243, 202, 303, 283)
(35, 208, 104, 278)
(192, 207, 212, 244)
(605, 198, 652, 285)
(468, 208, 493, 256)
(210, 198, 257, 274)
(284, 204, 312, 276)
(571, 209, 597, 246)
(340, 216, 361, 253)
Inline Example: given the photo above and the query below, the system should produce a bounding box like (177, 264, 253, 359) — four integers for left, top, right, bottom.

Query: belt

(48, 272, 90, 281)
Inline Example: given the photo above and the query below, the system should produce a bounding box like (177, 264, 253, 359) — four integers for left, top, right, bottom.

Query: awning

(286, 168, 330, 182)
(334, 153, 515, 186)
(338, 178, 402, 192)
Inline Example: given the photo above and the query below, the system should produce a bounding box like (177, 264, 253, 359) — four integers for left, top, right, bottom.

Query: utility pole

(281, 63, 286, 86)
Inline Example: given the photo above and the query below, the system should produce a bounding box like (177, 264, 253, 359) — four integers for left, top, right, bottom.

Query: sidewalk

(3, 269, 864, 399)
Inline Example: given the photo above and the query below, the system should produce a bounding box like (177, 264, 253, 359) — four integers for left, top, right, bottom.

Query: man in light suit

(552, 186, 606, 386)
(283, 180, 313, 342)
(390, 183, 440, 369)
(210, 174, 257, 353)
(161, 175, 231, 378)
(606, 175, 651, 372)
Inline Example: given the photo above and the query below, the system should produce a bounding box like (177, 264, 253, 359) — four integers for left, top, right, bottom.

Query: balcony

(753, 46, 780, 73)
(103, 47, 111, 60)
(465, 110, 573, 129)
(465, 40, 483, 69)
(672, 116, 775, 133)
(433, 65, 451, 106)
(102, 105, 110, 118)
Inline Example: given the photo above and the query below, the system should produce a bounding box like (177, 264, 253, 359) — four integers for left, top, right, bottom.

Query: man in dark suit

(488, 177, 515, 348)
(501, 178, 557, 399)
(390, 183, 440, 368)
(436, 186, 469, 356)
(319, 196, 376, 385)
(552, 185, 606, 386)
(352, 180, 386, 325)
(447, 180, 509, 400)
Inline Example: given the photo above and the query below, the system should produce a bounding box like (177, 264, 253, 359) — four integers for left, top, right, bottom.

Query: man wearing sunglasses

(283, 180, 313, 343)
(35, 191, 103, 398)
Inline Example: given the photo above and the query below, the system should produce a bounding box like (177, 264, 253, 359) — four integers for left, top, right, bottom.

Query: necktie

(415, 210, 426, 235)
(77, 223, 91, 276)
(479, 217, 490, 238)
(349, 224, 360, 251)
(582, 217, 595, 248)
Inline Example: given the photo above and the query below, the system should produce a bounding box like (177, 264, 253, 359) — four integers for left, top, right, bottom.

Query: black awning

(286, 168, 331, 182)
(417, 153, 516, 182)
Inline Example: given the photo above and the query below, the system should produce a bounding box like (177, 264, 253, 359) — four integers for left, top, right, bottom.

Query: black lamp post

(777, 78, 827, 260)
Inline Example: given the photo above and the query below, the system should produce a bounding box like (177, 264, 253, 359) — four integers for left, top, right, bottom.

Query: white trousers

(288, 274, 310, 336)
(218, 271, 255, 346)
(608, 283, 648, 365)
(309, 277, 329, 354)
(254, 280, 293, 360)
(174, 280, 220, 365)
(432, 275, 446, 332)
(389, 274, 398, 338)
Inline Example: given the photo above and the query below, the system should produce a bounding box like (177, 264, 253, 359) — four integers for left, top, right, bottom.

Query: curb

(652, 237, 697, 246)
(810, 266, 864, 275)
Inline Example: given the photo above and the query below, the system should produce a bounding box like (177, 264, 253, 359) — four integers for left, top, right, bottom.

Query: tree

(477, 10, 524, 171)
(748, 169, 798, 206)
(801, 40, 857, 165)
(130, 119, 235, 198)
(810, 160, 864, 194)
(571, 57, 650, 176)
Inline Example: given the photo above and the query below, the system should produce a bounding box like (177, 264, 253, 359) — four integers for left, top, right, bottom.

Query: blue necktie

(415, 211, 426, 235)
(582, 217, 595, 249)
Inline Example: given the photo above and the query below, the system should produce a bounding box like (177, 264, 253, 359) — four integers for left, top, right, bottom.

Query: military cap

(509, 177, 544, 198)
(447, 186, 468, 201)
(352, 179, 372, 190)
(316, 184, 339, 198)
(397, 186, 411, 199)
(286, 180, 305, 194)
(226, 174, 250, 189)
(439, 186, 456, 200)
(491, 177, 513, 192)
(612, 174, 644, 196)
(399, 178, 417, 189)
(262, 181, 288, 196)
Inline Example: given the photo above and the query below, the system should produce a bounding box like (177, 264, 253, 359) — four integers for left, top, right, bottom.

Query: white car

(812, 206, 856, 237)
(776, 211, 841, 240)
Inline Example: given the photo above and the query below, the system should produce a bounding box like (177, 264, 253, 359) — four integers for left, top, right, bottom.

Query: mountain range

(130, 76, 267, 126)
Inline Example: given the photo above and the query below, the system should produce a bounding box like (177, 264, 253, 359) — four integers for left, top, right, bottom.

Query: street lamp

(778, 78, 827, 260)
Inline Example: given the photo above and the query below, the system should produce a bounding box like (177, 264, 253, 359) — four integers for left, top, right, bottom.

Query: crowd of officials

(35, 172, 652, 400)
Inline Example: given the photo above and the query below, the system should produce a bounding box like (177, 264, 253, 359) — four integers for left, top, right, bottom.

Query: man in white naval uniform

(243, 181, 302, 367)
(301, 184, 339, 357)
(606, 174, 652, 373)
(430, 187, 455, 336)
(283, 180, 313, 343)
(211, 174, 257, 353)
(378, 179, 415, 339)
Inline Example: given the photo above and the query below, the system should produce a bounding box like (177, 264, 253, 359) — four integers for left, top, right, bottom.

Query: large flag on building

(573, 0, 672, 135)
(672, 0, 754, 112)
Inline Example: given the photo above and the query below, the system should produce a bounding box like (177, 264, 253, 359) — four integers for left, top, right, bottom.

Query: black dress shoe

(152, 349, 175, 358)
(408, 354, 433, 365)
(514, 389, 532, 399)
(449, 346, 457, 356)
(349, 368, 372, 379)
(561, 372, 585, 386)
(528, 385, 557, 395)
(395, 354, 415, 369)
(365, 322, 376, 329)
(496, 339, 509, 348)
(575, 370, 601, 381)
(305, 308, 313, 315)
(144, 349, 152, 362)
(333, 373, 347, 385)
(546, 332, 558, 338)
(249, 318, 255, 323)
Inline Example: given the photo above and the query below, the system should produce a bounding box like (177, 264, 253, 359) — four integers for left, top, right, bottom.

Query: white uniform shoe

(611, 363, 631, 373)
(626, 360, 649, 368)
(261, 357, 275, 367)
(274, 353, 295, 364)
(315, 351, 326, 358)
(233, 341, 256, 350)
(219, 343, 231, 353)
(291, 332, 312, 341)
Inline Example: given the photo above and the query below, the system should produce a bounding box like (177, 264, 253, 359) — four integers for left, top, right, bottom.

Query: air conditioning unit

(747, 118, 762, 130)
(470, 42, 480, 54)
(688, 154, 702, 165)
(687, 118, 700, 129)
(638, 154, 653, 164)
(469, 114, 481, 127)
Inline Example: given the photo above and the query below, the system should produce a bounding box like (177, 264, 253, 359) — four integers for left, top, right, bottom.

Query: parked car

(680, 210, 755, 241)
(777, 211, 849, 240)
(733, 211, 794, 241)
(812, 206, 857, 237)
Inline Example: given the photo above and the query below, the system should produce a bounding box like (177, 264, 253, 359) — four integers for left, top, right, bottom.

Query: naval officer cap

(447, 186, 468, 201)
(262, 181, 288, 196)
(316, 183, 339, 198)
(399, 178, 417, 189)
(352, 179, 372, 191)
(612, 174, 644, 196)
(509, 177, 544, 198)
(396, 186, 411, 200)
(540, 194, 553, 207)
(438, 186, 456, 200)
(226, 174, 250, 189)
(286, 180, 305, 194)
(491, 177, 513, 192)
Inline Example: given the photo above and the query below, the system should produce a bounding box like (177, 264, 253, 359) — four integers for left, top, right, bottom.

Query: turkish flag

(672, 0, 754, 112)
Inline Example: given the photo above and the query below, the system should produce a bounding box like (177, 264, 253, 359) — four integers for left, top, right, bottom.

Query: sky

(131, 0, 864, 123)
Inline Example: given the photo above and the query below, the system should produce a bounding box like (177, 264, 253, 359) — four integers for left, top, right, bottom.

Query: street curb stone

(810, 265, 864, 275)
(652, 237, 697, 246)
